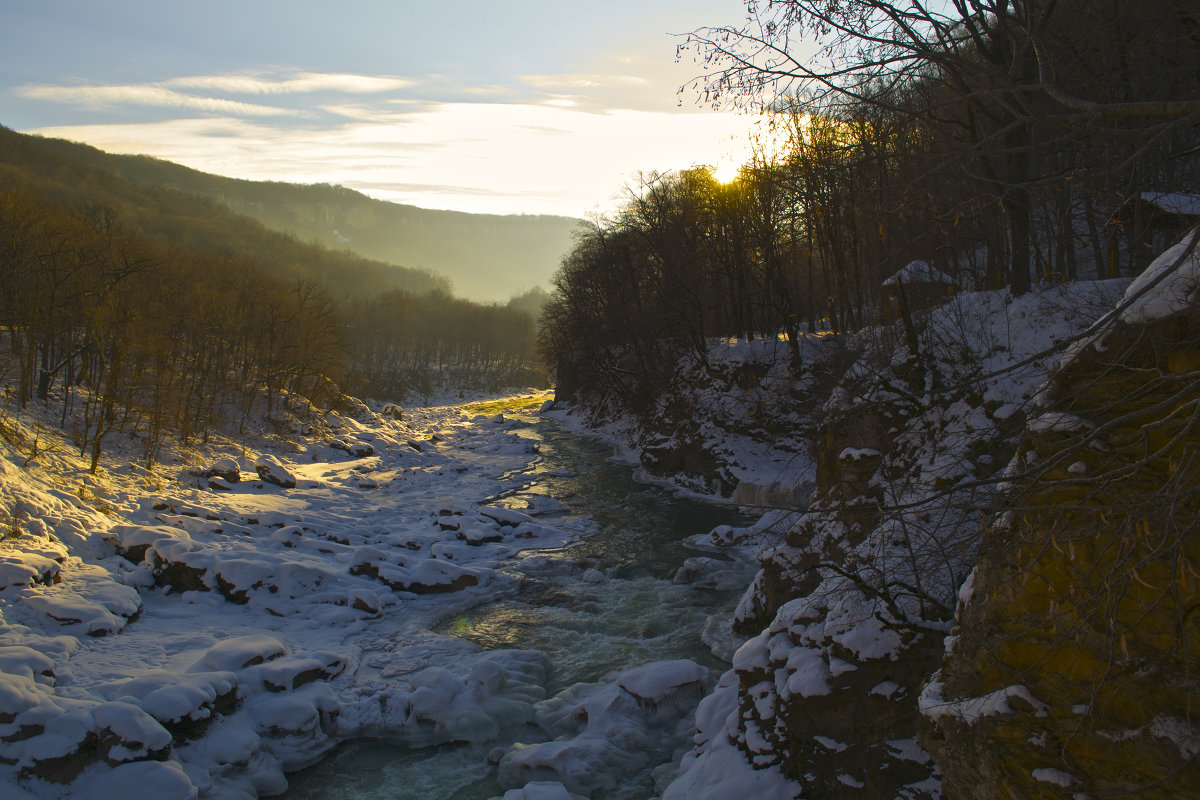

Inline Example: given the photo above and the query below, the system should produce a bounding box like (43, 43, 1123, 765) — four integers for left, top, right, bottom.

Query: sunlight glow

(710, 160, 741, 184)
(32, 105, 766, 217)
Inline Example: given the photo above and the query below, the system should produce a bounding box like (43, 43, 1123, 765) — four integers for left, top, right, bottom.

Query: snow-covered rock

(203, 458, 241, 483)
(253, 454, 297, 488)
(496, 660, 711, 797)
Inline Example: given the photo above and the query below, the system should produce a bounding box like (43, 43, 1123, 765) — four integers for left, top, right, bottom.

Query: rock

(0, 646, 57, 684)
(350, 553, 482, 594)
(251, 653, 346, 692)
(104, 670, 238, 741)
(330, 438, 375, 458)
(922, 292, 1200, 800)
(203, 458, 241, 483)
(93, 701, 173, 764)
(479, 506, 535, 528)
(254, 455, 297, 489)
(0, 552, 62, 589)
(201, 635, 288, 671)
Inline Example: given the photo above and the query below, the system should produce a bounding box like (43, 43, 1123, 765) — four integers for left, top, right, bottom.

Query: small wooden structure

(881, 260, 955, 320)
(1107, 192, 1200, 275)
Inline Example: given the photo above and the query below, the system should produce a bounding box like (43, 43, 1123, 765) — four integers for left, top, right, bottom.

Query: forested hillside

(0, 127, 581, 303)
(0, 126, 449, 300)
(0, 135, 549, 470)
(544, 0, 1200, 421)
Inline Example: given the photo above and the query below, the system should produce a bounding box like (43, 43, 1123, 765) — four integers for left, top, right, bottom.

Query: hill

(0, 125, 449, 300)
(0, 126, 583, 303)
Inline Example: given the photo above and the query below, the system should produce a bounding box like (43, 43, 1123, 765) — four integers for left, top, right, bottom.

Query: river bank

(0, 391, 759, 800)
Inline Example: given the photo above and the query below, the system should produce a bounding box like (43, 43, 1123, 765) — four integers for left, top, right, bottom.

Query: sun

(710, 160, 742, 184)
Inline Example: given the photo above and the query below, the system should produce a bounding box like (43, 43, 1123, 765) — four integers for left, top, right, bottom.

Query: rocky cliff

(648, 282, 1126, 799)
(922, 234, 1200, 798)
(577, 237, 1199, 799)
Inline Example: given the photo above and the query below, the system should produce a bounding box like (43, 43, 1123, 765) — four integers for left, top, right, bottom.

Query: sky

(1, 0, 773, 218)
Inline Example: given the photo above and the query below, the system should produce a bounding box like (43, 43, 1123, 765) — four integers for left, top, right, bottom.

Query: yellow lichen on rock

(922, 301, 1200, 798)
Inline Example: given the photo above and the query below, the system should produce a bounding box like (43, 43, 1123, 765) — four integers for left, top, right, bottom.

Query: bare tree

(684, 0, 1200, 294)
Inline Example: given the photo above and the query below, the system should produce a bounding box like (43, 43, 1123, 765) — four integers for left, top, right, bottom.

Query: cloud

(17, 71, 419, 120)
(17, 84, 297, 117)
(521, 73, 649, 90)
(163, 72, 416, 95)
(28, 101, 765, 217)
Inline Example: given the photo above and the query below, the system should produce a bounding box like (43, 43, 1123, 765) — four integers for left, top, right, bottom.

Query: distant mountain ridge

(2, 126, 583, 303)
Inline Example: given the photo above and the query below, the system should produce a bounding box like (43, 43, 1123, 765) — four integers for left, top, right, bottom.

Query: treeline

(0, 173, 544, 470)
(543, 0, 1200, 414)
(342, 288, 544, 400)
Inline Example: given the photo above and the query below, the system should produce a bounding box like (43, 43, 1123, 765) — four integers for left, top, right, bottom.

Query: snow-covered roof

(881, 260, 955, 287)
(1141, 192, 1200, 217)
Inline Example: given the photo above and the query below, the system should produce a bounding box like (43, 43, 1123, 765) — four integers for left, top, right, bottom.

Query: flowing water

(282, 399, 754, 800)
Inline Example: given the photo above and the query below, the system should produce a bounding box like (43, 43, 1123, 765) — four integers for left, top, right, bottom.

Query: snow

(882, 260, 955, 287)
(200, 635, 288, 671)
(1031, 767, 1075, 787)
(496, 782, 585, 800)
(494, 659, 712, 797)
(1026, 411, 1093, 434)
(918, 676, 1047, 724)
(661, 670, 800, 800)
(1119, 228, 1200, 325)
(0, 264, 1162, 799)
(253, 454, 297, 489)
(74, 760, 198, 800)
(585, 279, 1124, 800)
(1141, 192, 1200, 217)
(0, 391, 628, 797)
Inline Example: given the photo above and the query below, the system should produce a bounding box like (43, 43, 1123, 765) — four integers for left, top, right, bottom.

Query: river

(281, 397, 755, 800)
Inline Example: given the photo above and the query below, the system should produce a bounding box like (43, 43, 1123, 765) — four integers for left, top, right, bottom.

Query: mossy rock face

(816, 408, 890, 498)
(923, 309, 1200, 800)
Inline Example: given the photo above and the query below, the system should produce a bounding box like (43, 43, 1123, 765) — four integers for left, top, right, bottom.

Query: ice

(613, 659, 708, 708)
(496, 660, 711, 797)
(662, 670, 799, 800)
(336, 647, 548, 749)
(74, 759, 198, 800)
(495, 781, 586, 800)
(479, 506, 535, 527)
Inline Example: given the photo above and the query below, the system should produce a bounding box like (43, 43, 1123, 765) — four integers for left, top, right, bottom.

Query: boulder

(254, 455, 297, 489)
(202, 458, 241, 483)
